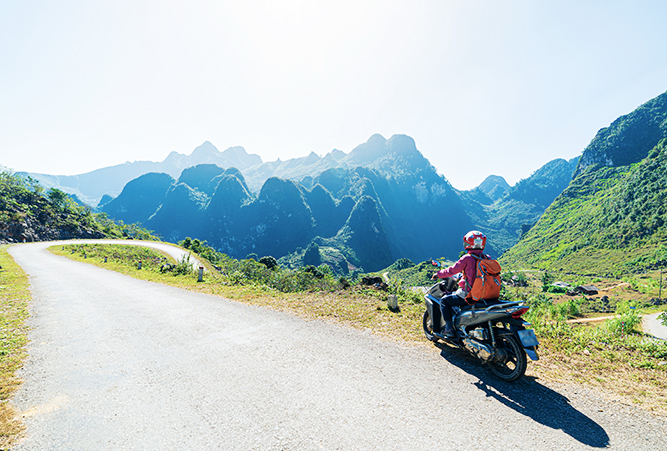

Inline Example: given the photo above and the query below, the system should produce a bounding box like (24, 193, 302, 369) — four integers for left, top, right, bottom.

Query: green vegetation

(0, 246, 30, 447)
(502, 139, 667, 275)
(60, 243, 352, 295)
(0, 170, 158, 242)
(379, 258, 444, 287)
(501, 275, 667, 411)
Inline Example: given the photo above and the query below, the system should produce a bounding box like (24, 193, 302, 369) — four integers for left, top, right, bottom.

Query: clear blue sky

(1, 0, 666, 190)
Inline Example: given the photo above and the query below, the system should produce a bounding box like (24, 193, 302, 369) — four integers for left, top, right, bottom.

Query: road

(644, 312, 667, 340)
(8, 241, 667, 450)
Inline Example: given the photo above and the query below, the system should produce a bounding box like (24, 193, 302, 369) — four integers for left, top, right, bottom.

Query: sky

(1, 1, 667, 190)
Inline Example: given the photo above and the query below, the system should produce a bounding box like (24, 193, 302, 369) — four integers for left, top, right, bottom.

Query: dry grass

(0, 246, 29, 448)
(527, 344, 667, 413)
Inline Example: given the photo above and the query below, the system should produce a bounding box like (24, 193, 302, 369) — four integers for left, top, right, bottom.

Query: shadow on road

(436, 344, 610, 448)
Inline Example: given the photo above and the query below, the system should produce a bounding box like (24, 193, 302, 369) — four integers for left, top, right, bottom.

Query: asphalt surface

(9, 241, 667, 450)
(644, 312, 667, 340)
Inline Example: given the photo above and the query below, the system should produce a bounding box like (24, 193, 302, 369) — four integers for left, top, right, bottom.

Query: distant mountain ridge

(19, 142, 262, 205)
(101, 135, 478, 272)
(12, 131, 586, 271)
(97, 133, 579, 273)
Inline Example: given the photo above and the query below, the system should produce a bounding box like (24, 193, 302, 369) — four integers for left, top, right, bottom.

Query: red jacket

(435, 249, 484, 293)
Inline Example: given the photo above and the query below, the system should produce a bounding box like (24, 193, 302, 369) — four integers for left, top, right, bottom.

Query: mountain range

(20, 143, 262, 206)
(8, 89, 667, 277)
(92, 133, 577, 274)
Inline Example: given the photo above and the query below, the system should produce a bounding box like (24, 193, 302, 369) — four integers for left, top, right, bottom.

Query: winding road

(8, 241, 667, 450)
(644, 312, 667, 340)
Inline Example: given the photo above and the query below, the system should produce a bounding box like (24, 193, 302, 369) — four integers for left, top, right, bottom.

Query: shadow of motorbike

(435, 343, 610, 449)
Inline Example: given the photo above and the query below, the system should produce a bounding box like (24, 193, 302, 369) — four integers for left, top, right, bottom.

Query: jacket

(435, 249, 485, 297)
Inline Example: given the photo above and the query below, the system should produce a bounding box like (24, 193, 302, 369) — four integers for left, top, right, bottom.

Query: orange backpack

(466, 254, 502, 303)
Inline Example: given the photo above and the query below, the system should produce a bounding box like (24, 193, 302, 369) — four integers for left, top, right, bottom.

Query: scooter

(423, 277, 539, 382)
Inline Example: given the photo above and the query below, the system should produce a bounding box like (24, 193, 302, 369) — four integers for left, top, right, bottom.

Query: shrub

(258, 256, 278, 270)
(541, 272, 555, 292)
(173, 254, 194, 276)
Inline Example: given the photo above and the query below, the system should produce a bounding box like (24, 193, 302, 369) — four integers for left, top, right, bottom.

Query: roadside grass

(51, 244, 667, 414)
(0, 246, 30, 448)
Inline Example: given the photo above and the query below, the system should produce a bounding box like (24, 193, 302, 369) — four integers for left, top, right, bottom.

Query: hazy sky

(2, 1, 667, 190)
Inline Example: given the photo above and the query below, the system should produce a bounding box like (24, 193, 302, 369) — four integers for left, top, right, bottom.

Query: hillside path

(8, 241, 667, 450)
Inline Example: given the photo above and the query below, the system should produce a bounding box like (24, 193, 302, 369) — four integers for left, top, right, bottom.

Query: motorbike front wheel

(422, 310, 437, 342)
(488, 333, 527, 382)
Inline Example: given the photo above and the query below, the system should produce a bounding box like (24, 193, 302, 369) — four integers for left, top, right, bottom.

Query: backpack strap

(461, 253, 483, 297)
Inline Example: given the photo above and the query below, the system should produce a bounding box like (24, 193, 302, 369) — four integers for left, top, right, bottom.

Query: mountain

(322, 195, 393, 271)
(20, 142, 262, 205)
(307, 135, 477, 261)
(478, 175, 510, 201)
(574, 91, 667, 177)
(502, 90, 667, 275)
(177, 164, 226, 195)
(102, 172, 175, 225)
(100, 134, 478, 271)
(145, 182, 208, 242)
(461, 157, 580, 254)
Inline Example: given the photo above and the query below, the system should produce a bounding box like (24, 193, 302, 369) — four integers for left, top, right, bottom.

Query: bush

(173, 254, 194, 276)
(660, 311, 667, 326)
(541, 272, 555, 292)
(258, 256, 278, 270)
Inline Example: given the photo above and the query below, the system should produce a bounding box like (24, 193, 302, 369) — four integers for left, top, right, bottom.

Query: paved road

(644, 312, 667, 340)
(9, 241, 667, 450)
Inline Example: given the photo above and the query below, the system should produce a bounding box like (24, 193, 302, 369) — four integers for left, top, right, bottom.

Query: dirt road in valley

(8, 241, 667, 450)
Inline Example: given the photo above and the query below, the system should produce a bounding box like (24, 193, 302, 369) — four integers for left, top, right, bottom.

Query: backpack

(465, 254, 502, 303)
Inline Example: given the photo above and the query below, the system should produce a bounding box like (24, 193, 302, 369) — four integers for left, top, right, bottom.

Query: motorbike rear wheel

(487, 333, 527, 382)
(422, 310, 438, 342)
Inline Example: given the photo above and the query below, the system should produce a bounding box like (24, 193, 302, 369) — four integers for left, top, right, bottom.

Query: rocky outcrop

(0, 215, 104, 243)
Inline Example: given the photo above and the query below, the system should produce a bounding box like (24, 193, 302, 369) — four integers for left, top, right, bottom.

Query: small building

(574, 285, 599, 295)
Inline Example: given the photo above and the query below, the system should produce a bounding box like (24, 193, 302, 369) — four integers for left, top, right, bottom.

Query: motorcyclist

(431, 230, 487, 338)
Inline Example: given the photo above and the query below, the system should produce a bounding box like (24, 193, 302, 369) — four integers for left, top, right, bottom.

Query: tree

(259, 256, 278, 270)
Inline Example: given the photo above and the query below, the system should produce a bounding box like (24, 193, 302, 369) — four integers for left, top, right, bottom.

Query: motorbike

(423, 275, 539, 382)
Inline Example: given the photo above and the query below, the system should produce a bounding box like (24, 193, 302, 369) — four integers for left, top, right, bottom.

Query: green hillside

(462, 157, 579, 254)
(0, 171, 156, 242)
(501, 139, 667, 275)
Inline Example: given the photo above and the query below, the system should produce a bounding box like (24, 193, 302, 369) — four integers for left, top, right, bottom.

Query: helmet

(464, 230, 486, 250)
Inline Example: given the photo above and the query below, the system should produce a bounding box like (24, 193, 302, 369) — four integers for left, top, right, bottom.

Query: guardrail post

(138, 261, 142, 270)
(387, 294, 398, 310)
(198, 266, 204, 282)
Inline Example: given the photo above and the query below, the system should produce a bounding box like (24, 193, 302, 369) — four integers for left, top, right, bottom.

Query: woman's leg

(440, 294, 468, 322)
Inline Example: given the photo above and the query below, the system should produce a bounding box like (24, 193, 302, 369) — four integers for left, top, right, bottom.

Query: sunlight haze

(1, 0, 666, 190)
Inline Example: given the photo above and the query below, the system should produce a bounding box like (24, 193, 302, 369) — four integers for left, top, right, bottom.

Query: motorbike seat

(459, 299, 502, 310)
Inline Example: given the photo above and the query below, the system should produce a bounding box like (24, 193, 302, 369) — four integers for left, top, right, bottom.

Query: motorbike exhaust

(462, 337, 495, 362)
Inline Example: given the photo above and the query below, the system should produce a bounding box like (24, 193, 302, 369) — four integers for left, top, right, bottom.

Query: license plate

(517, 329, 539, 347)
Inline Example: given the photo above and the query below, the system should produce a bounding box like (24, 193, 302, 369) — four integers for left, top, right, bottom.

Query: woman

(432, 230, 487, 337)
